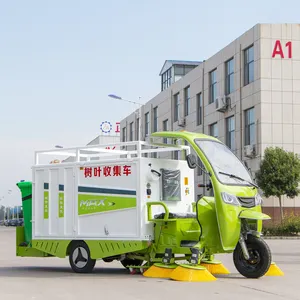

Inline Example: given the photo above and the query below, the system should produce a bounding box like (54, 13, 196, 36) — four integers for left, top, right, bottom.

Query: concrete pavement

(0, 227, 299, 300)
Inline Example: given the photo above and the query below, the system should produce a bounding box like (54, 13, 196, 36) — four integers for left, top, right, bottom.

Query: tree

(255, 147, 300, 224)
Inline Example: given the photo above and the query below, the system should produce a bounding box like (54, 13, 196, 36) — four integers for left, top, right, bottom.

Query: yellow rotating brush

(200, 259, 230, 275)
(170, 264, 216, 282)
(143, 263, 178, 278)
(265, 262, 284, 276)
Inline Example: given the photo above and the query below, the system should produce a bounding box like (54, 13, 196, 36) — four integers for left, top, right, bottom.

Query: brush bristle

(265, 262, 284, 276)
(143, 264, 177, 278)
(200, 263, 230, 275)
(170, 265, 216, 282)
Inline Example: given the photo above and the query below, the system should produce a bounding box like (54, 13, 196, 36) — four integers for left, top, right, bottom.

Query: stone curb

(263, 236, 300, 240)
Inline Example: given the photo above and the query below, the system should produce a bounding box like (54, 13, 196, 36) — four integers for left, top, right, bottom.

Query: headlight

(221, 192, 240, 206)
(255, 193, 263, 206)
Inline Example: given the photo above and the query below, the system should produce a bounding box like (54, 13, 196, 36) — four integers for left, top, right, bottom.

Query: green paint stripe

(78, 194, 136, 215)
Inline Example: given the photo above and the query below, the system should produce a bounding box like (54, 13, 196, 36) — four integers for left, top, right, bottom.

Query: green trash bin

(16, 181, 32, 244)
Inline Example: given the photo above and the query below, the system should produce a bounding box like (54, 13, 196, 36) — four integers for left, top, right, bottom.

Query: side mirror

(186, 154, 197, 169)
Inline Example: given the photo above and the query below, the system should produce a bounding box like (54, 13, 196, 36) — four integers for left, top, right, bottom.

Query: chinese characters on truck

(83, 165, 132, 178)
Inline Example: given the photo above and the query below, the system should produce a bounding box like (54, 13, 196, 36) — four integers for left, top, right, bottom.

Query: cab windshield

(195, 139, 253, 186)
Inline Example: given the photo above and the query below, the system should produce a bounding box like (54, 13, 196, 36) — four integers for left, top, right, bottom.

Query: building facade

(120, 23, 300, 221)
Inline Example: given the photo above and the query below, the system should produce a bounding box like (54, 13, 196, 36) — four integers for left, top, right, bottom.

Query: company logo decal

(79, 199, 116, 208)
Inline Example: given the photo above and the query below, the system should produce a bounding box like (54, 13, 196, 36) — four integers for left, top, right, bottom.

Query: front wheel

(233, 235, 271, 278)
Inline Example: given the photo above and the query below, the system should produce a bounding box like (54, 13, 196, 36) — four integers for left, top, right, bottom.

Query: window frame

(244, 45, 254, 86)
(226, 116, 235, 151)
(209, 69, 217, 104)
(122, 127, 126, 142)
(162, 119, 168, 143)
(145, 112, 150, 137)
(161, 68, 172, 91)
(173, 93, 180, 122)
(136, 118, 140, 140)
(129, 122, 134, 141)
(153, 106, 158, 132)
(184, 86, 190, 116)
(196, 92, 202, 126)
(245, 107, 255, 145)
(209, 122, 218, 138)
(225, 58, 234, 95)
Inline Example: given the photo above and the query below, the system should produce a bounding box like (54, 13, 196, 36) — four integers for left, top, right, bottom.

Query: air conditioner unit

(178, 118, 186, 127)
(215, 96, 229, 113)
(244, 144, 256, 158)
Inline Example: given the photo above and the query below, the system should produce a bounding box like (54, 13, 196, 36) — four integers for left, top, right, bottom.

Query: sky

(0, 0, 299, 206)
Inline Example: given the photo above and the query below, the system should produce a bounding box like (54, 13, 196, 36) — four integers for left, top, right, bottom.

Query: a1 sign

(272, 40, 292, 58)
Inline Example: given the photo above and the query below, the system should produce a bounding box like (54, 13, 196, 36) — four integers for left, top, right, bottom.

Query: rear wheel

(233, 235, 271, 278)
(69, 241, 96, 273)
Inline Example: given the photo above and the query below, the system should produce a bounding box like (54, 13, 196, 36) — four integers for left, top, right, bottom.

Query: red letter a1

(272, 40, 284, 58)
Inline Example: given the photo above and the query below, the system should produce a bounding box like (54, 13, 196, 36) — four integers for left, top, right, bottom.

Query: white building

(120, 23, 300, 221)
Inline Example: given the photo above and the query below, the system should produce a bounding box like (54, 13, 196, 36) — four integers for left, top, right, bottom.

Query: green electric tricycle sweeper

(15, 130, 283, 282)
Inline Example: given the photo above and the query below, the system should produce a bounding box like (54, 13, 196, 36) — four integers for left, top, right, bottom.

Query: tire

(233, 235, 271, 278)
(69, 241, 96, 273)
(121, 258, 143, 269)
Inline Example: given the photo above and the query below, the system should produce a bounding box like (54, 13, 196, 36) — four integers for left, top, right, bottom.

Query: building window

(209, 69, 217, 104)
(122, 127, 126, 142)
(174, 93, 180, 122)
(136, 118, 140, 140)
(244, 45, 254, 86)
(209, 122, 218, 138)
(153, 106, 158, 132)
(184, 86, 190, 116)
(174, 64, 196, 82)
(245, 107, 255, 145)
(225, 58, 234, 95)
(161, 68, 172, 91)
(129, 122, 134, 141)
(226, 116, 235, 151)
(163, 119, 168, 143)
(145, 112, 150, 136)
(196, 93, 202, 126)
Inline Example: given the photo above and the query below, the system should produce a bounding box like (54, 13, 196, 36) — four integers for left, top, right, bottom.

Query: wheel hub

(248, 249, 261, 265)
(73, 247, 88, 268)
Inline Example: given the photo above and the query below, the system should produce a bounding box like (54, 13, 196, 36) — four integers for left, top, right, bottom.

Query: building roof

(159, 60, 202, 75)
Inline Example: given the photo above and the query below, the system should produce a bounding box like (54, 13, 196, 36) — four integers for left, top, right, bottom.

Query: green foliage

(256, 147, 300, 199)
(262, 213, 300, 236)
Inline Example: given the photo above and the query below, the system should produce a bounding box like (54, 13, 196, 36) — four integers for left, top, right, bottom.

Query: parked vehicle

(15, 131, 276, 280)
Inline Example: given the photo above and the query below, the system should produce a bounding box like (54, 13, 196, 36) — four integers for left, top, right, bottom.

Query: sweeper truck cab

(16, 131, 283, 281)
